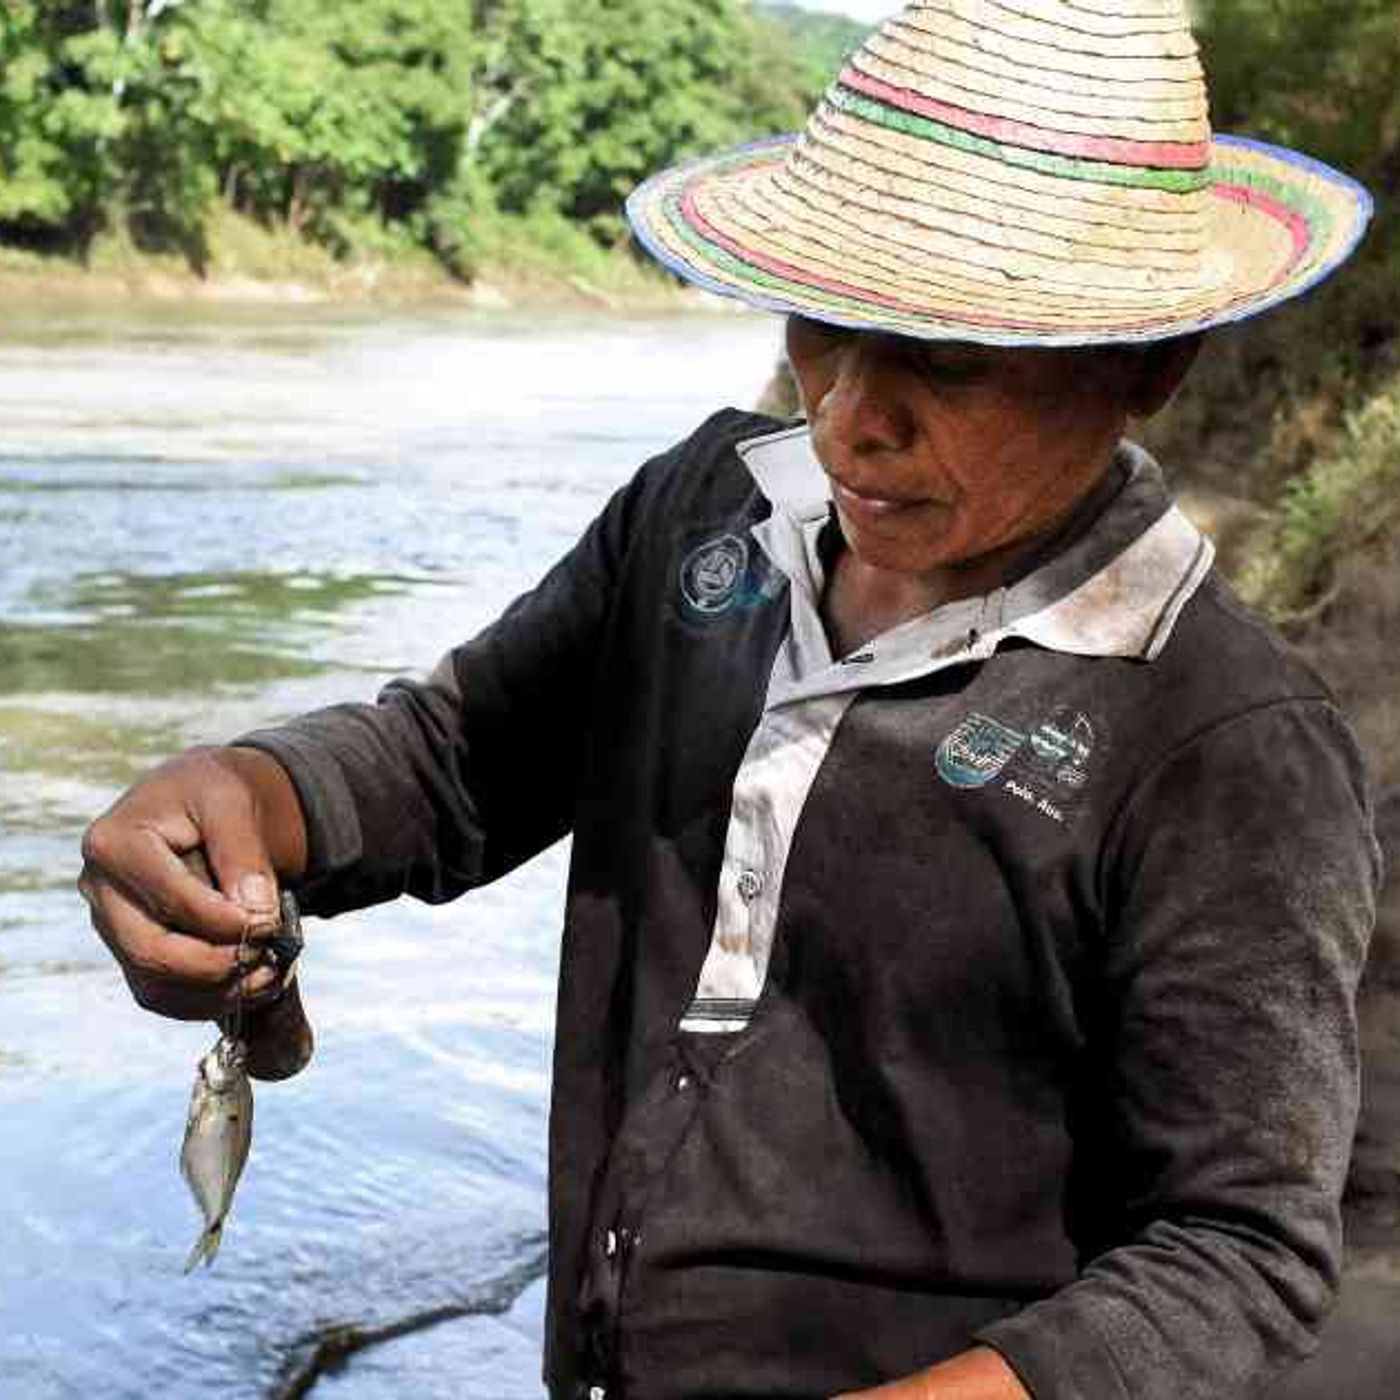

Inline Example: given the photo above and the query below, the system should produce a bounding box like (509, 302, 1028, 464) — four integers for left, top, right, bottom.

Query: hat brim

(627, 133, 1373, 347)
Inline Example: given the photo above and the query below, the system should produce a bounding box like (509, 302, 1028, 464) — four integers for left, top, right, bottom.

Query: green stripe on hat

(828, 85, 1212, 195)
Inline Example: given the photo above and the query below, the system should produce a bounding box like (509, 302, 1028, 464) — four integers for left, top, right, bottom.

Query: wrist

(218, 744, 309, 881)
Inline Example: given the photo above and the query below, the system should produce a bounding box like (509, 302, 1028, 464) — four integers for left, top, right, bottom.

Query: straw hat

(627, 0, 1372, 346)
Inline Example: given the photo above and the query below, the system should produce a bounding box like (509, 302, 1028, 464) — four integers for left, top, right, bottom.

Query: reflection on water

(56, 570, 414, 622)
(0, 466, 367, 492)
(0, 303, 782, 1399)
(3, 570, 406, 695)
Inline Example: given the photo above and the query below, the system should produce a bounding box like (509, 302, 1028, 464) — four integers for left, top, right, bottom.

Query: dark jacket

(243, 410, 1379, 1400)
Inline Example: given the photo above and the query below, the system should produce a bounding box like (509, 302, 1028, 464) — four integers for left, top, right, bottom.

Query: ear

(1125, 333, 1205, 419)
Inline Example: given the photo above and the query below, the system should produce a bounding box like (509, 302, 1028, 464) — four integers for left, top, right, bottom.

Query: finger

(83, 877, 243, 986)
(177, 848, 285, 949)
(117, 963, 285, 1024)
(195, 774, 282, 932)
(82, 817, 250, 945)
(119, 967, 231, 1023)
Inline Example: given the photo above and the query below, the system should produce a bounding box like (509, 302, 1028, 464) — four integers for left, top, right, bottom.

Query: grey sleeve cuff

(234, 726, 364, 886)
(975, 1294, 1134, 1400)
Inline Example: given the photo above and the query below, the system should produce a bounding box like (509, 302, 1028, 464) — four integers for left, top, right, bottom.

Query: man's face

(785, 316, 1143, 581)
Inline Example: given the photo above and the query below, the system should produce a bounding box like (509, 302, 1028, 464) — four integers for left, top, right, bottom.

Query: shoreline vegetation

(0, 204, 703, 312)
(0, 2, 864, 311)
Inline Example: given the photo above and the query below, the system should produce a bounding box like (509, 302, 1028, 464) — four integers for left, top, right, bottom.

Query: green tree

(0, 3, 74, 234)
(757, 1, 868, 87)
(179, 0, 476, 247)
(477, 0, 814, 241)
(0, 1, 216, 257)
(1196, 0, 1400, 185)
(0, 0, 846, 269)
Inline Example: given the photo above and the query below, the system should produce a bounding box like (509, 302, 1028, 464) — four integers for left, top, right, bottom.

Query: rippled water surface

(0, 303, 783, 1399)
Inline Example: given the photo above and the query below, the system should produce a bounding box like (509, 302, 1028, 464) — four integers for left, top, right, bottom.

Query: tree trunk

(287, 168, 309, 234)
(466, 88, 520, 158)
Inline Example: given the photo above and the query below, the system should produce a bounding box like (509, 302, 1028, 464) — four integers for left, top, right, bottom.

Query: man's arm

(966, 698, 1378, 1399)
(78, 408, 716, 1012)
(231, 439, 659, 918)
(79, 464, 637, 1009)
(840, 697, 1376, 1400)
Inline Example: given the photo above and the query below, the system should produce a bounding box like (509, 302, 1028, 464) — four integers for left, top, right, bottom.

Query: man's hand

(79, 745, 308, 1021)
(833, 1346, 1032, 1400)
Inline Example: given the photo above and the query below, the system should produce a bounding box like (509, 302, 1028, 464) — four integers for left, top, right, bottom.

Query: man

(81, 3, 1380, 1397)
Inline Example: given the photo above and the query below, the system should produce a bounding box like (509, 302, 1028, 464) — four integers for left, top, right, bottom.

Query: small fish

(180, 1033, 254, 1272)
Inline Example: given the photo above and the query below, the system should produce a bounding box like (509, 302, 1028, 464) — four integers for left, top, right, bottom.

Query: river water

(0, 303, 784, 1399)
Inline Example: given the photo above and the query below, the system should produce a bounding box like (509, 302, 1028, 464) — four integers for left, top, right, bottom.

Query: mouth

(830, 476, 932, 518)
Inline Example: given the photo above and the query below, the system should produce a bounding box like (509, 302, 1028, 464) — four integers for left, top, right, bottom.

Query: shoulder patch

(674, 525, 783, 625)
(680, 533, 749, 617)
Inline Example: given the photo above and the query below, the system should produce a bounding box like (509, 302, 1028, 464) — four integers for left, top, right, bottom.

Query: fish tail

(183, 1222, 224, 1274)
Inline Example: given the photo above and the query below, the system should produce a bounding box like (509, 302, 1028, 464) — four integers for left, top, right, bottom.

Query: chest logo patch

(680, 534, 749, 617)
(936, 713, 1027, 789)
(1027, 707, 1096, 790)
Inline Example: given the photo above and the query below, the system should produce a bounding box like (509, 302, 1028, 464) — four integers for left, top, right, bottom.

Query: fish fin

(183, 1222, 223, 1274)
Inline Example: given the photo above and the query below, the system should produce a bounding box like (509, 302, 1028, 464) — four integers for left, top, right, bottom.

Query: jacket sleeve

(976, 698, 1381, 1400)
(236, 439, 662, 918)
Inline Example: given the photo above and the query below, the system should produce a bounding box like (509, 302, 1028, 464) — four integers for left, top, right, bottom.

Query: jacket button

(588, 1387, 607, 1400)
(737, 868, 763, 902)
(604, 1228, 618, 1258)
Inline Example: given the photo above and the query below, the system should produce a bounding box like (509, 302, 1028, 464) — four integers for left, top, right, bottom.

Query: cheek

(791, 363, 834, 421)
(950, 392, 1109, 497)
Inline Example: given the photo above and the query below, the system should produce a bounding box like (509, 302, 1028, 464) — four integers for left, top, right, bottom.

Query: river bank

(0, 211, 701, 315)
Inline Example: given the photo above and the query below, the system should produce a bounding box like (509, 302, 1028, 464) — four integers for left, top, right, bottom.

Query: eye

(912, 345, 993, 388)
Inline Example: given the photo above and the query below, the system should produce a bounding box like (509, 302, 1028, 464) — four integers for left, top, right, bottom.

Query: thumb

(195, 781, 282, 934)
(234, 871, 281, 930)
(178, 846, 278, 937)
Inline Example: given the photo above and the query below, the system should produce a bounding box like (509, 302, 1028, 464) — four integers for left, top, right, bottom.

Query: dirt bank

(0, 222, 701, 315)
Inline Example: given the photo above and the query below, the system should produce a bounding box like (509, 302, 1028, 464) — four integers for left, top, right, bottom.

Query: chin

(842, 529, 951, 578)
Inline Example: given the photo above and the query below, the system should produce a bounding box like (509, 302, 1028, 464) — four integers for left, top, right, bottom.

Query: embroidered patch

(1026, 707, 1096, 790)
(935, 713, 1027, 789)
(680, 533, 749, 617)
(1001, 706, 1104, 825)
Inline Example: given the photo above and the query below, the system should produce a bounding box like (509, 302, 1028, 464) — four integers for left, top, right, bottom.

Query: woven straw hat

(627, 0, 1372, 346)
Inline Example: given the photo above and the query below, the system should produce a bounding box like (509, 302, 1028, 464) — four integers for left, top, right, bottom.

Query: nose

(816, 336, 916, 456)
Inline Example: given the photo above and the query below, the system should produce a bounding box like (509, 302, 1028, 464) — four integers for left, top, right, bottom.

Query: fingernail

(236, 943, 269, 970)
(237, 873, 276, 913)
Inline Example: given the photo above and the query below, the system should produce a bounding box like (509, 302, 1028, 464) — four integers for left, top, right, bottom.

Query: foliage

(1236, 378, 1400, 622)
(1195, 0, 1400, 186)
(1139, 0, 1400, 590)
(0, 0, 828, 273)
(475, 1, 813, 242)
(757, 1, 869, 87)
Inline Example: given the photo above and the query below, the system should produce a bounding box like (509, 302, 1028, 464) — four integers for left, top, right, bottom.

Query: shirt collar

(736, 425, 1213, 665)
(740, 423, 831, 521)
